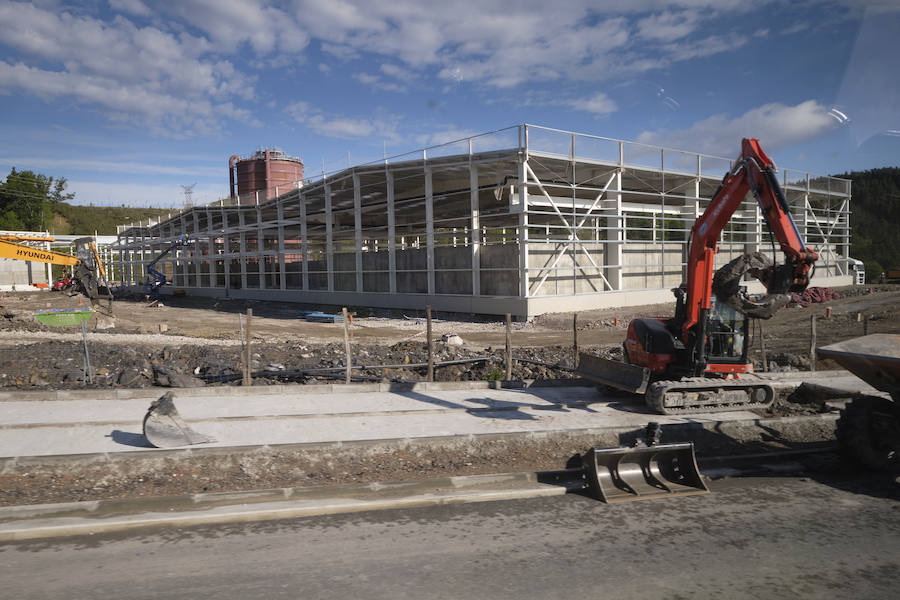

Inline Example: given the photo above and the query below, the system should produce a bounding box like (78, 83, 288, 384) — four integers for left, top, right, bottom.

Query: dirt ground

(0, 285, 896, 507)
(1, 285, 897, 389)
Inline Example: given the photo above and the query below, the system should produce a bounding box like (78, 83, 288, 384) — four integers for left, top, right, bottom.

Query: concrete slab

(0, 371, 878, 460)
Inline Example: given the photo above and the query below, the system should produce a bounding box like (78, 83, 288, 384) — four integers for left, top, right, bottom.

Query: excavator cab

(704, 296, 749, 364)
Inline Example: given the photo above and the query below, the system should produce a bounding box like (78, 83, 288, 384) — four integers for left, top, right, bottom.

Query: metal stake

(81, 321, 93, 385)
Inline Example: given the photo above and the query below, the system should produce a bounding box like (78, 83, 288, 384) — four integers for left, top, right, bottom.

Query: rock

(154, 366, 206, 388)
(95, 317, 116, 330)
(63, 370, 85, 383)
(118, 368, 146, 386)
(442, 333, 464, 346)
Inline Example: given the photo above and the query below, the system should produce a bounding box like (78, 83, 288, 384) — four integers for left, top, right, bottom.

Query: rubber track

(646, 377, 776, 415)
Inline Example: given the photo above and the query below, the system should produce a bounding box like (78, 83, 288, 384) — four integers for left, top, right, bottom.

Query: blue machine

(144, 234, 192, 299)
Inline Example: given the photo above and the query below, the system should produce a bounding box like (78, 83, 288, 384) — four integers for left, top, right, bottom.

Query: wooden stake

(573, 313, 579, 369)
(243, 308, 253, 386)
(342, 307, 351, 384)
(864, 314, 869, 336)
(809, 314, 817, 372)
(505, 313, 512, 381)
(758, 319, 768, 373)
(426, 305, 433, 382)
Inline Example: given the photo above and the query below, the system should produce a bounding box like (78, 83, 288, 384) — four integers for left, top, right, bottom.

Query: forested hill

(0, 167, 169, 236)
(52, 203, 169, 236)
(833, 167, 900, 280)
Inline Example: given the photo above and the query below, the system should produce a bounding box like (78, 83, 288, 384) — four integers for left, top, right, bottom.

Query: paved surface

(2, 472, 898, 599)
(0, 371, 878, 458)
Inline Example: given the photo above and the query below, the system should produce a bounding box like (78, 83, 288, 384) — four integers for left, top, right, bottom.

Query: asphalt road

(2, 470, 899, 599)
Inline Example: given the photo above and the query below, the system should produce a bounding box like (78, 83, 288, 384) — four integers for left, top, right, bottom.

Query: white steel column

(300, 194, 309, 290)
(257, 206, 265, 289)
(206, 208, 215, 288)
(45, 241, 52, 285)
(193, 211, 201, 287)
(425, 166, 435, 296)
(239, 210, 247, 289)
(470, 162, 480, 296)
(605, 147, 624, 291)
(517, 158, 529, 298)
(387, 170, 397, 294)
(353, 172, 363, 292)
(222, 205, 230, 292)
(277, 200, 286, 290)
(179, 215, 188, 287)
(325, 181, 334, 292)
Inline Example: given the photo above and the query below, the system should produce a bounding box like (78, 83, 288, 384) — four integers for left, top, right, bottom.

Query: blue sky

(0, 0, 898, 208)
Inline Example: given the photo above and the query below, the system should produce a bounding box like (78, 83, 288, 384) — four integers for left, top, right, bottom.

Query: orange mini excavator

(579, 138, 819, 414)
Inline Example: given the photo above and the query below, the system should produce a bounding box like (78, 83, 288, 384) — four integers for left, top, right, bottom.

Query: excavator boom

(0, 237, 113, 308)
(0, 239, 81, 267)
(682, 138, 819, 340)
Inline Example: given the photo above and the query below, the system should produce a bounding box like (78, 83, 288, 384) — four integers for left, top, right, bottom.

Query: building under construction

(109, 125, 853, 317)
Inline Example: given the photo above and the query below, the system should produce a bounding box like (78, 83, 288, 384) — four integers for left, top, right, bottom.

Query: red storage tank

(229, 148, 303, 205)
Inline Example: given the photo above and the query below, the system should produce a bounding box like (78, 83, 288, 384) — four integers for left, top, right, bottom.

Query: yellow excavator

(0, 235, 113, 309)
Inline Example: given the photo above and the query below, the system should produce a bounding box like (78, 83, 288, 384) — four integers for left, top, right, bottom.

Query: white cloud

(567, 93, 618, 116)
(636, 100, 838, 155)
(380, 63, 415, 82)
(165, 1, 309, 55)
(286, 101, 399, 140)
(353, 72, 406, 93)
(636, 10, 701, 42)
(0, 3, 259, 134)
(289, 1, 758, 88)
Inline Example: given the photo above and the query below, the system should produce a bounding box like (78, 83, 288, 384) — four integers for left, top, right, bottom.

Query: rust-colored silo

(229, 148, 303, 205)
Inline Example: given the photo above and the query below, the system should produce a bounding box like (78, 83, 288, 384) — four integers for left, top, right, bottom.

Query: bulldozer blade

(142, 392, 215, 448)
(582, 443, 708, 503)
(577, 352, 651, 394)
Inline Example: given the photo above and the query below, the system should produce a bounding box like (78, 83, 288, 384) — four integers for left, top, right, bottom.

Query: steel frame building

(110, 125, 853, 317)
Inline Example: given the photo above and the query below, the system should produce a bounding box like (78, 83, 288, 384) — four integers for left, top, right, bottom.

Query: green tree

(0, 167, 75, 231)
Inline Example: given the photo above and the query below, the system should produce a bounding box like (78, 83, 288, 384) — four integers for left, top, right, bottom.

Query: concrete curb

(0, 370, 851, 402)
(0, 471, 580, 542)
(0, 448, 834, 542)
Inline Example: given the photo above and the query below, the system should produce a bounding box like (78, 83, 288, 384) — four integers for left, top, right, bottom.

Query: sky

(0, 0, 898, 208)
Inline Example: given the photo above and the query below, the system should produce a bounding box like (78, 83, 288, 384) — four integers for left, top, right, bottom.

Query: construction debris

(790, 286, 841, 307)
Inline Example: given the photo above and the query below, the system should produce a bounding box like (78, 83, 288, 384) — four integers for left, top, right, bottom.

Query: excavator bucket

(582, 442, 708, 503)
(143, 392, 215, 448)
(577, 352, 651, 394)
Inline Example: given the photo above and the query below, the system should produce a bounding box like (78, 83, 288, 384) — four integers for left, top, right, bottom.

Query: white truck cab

(846, 258, 866, 284)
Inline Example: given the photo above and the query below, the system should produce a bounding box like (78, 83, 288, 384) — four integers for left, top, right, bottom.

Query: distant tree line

(0, 167, 73, 231)
(0, 167, 168, 235)
(832, 167, 900, 280)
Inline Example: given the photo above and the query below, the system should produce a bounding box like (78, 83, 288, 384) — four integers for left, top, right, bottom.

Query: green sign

(34, 308, 94, 327)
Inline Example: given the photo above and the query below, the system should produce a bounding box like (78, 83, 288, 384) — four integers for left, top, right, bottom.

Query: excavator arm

(0, 238, 81, 267)
(144, 234, 191, 297)
(681, 138, 819, 342)
(0, 237, 113, 307)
